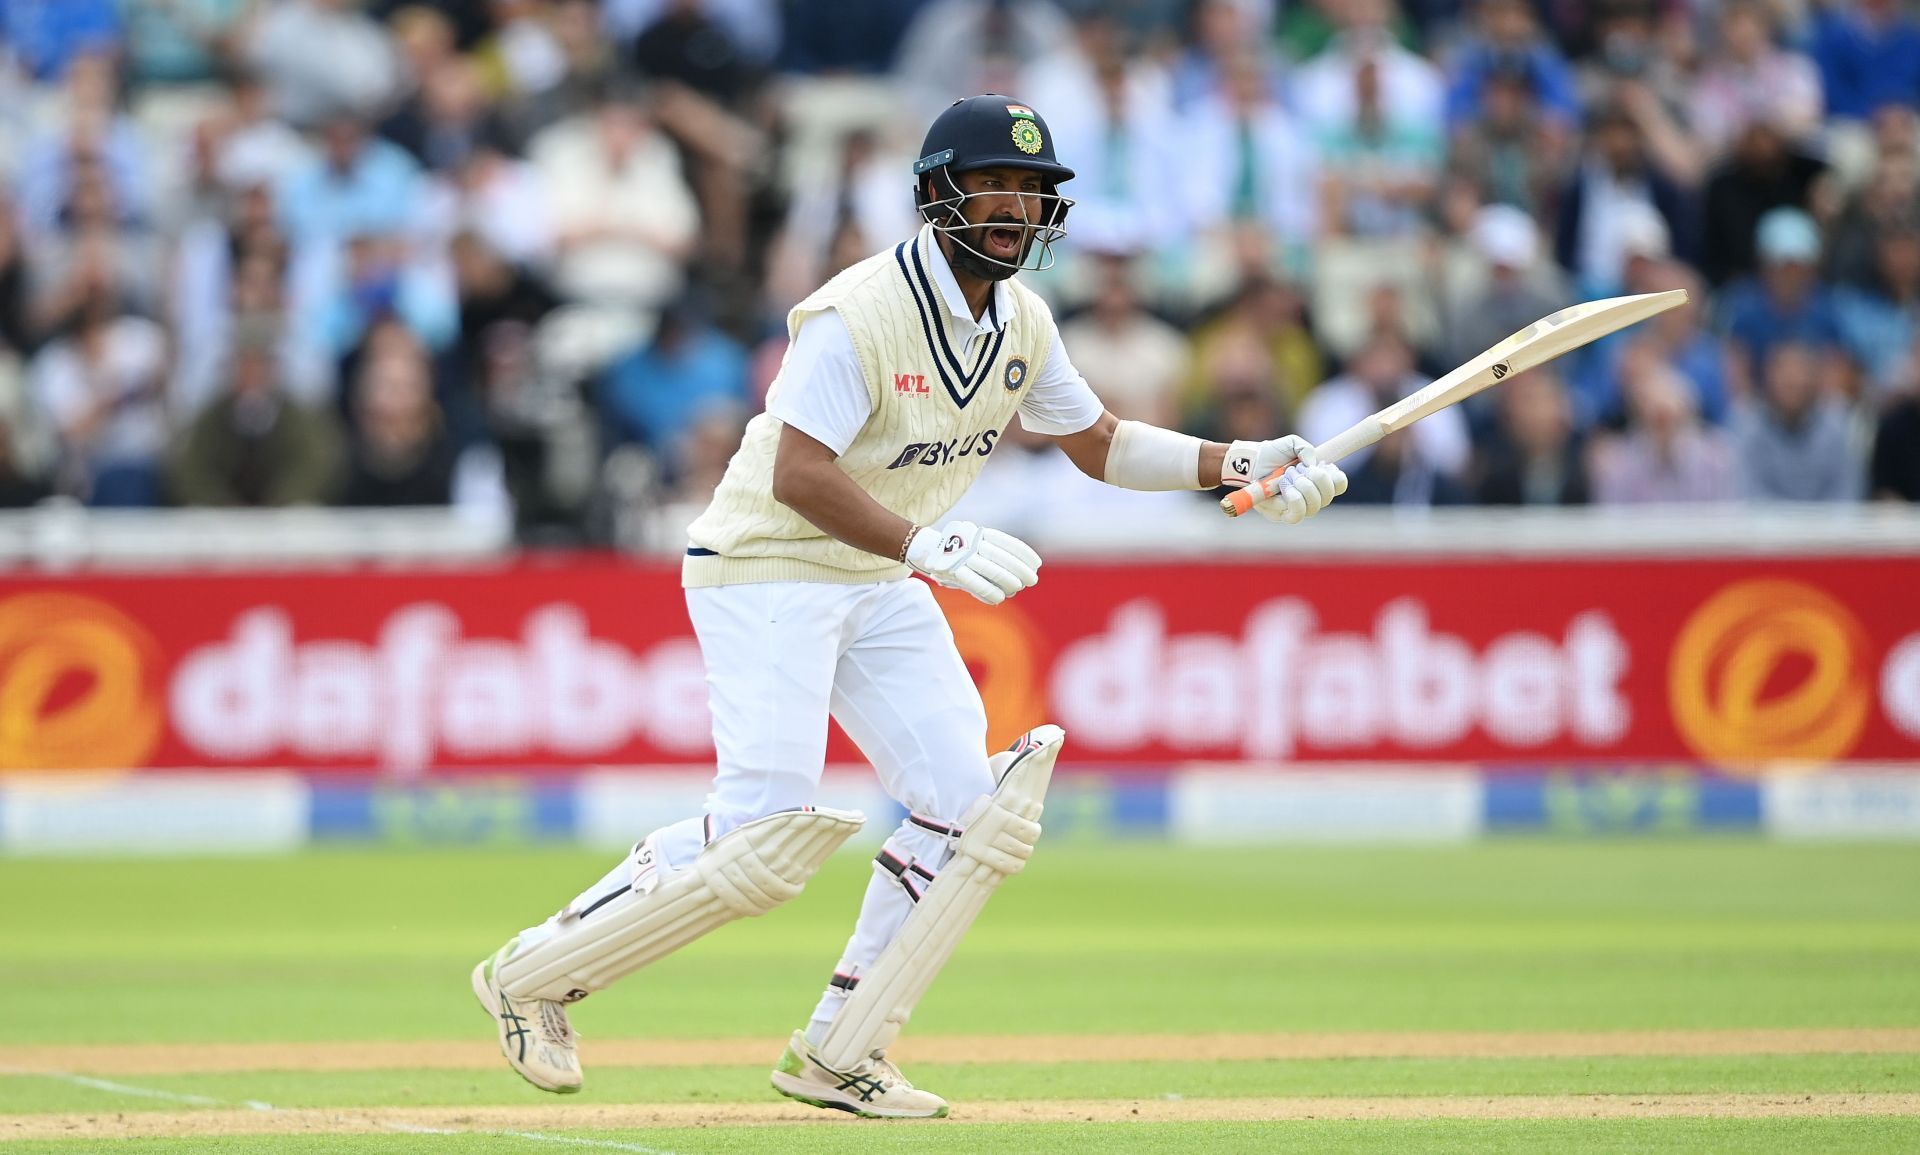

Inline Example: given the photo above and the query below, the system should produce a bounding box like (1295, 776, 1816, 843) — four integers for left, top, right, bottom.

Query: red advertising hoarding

(2, 554, 1916, 774)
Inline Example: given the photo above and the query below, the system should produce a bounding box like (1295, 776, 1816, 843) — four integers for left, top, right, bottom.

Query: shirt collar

(917, 224, 1013, 336)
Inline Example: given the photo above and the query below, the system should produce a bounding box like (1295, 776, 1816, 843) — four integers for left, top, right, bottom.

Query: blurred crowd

(0, 0, 1917, 545)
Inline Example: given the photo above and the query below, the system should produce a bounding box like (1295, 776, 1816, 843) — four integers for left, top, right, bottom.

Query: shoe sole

(470, 960, 582, 1095)
(769, 1069, 949, 1119)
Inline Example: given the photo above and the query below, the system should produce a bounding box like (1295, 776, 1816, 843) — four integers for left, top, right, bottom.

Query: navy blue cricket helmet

(912, 95, 1076, 274)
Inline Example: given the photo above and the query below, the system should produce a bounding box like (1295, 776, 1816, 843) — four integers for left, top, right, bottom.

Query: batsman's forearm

(776, 460, 917, 562)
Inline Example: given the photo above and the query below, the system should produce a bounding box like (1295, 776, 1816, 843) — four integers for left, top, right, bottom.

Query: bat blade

(1222, 288, 1687, 517)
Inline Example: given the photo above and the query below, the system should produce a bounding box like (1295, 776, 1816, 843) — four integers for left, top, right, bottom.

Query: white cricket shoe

(472, 941, 582, 1094)
(770, 1029, 949, 1118)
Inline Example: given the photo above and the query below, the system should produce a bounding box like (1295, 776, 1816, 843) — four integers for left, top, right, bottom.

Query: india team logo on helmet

(1004, 357, 1029, 391)
(1011, 119, 1044, 155)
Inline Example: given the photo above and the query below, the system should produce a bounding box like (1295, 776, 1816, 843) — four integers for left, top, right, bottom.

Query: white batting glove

(905, 521, 1040, 605)
(1225, 435, 1349, 525)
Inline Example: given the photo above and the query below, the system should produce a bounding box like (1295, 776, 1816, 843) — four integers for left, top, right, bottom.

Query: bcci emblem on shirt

(1003, 357, 1028, 391)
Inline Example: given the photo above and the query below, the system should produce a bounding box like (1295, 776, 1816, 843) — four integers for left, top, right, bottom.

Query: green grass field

(4, 840, 1919, 1152)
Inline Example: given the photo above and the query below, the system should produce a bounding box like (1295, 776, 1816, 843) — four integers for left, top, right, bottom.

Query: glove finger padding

(950, 568, 1006, 605)
(978, 539, 1038, 588)
(1257, 477, 1308, 524)
(1290, 466, 1327, 516)
(981, 529, 1041, 579)
(967, 552, 1025, 597)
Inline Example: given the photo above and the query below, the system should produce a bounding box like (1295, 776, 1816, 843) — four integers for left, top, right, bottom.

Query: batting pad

(498, 807, 864, 1003)
(817, 725, 1064, 1070)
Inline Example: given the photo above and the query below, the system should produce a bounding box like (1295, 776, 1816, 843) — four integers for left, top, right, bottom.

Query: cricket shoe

(770, 1029, 949, 1118)
(472, 940, 582, 1094)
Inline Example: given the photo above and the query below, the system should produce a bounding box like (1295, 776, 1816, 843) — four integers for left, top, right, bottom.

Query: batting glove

(905, 521, 1041, 605)
(1224, 435, 1349, 525)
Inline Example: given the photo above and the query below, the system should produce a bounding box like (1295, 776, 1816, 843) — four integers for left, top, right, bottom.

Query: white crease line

(386, 1120, 681, 1153)
(4, 1069, 678, 1154)
(3, 1069, 275, 1111)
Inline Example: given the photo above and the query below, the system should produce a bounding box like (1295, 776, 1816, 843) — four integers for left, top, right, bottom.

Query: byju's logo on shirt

(886, 430, 999, 469)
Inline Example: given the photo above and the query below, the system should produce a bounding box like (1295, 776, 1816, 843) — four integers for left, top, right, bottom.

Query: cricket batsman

(473, 94, 1347, 1118)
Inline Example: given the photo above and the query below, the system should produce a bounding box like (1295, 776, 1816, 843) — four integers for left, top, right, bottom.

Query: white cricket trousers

(521, 577, 996, 1036)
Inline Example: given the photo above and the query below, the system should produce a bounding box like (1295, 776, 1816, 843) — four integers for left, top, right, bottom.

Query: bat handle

(1218, 421, 1383, 517)
(1219, 459, 1299, 517)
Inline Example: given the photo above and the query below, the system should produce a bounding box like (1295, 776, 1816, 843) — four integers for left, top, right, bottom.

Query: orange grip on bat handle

(1218, 459, 1300, 517)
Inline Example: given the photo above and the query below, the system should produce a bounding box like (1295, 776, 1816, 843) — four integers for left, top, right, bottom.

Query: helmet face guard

(909, 96, 1077, 277)
(915, 162, 1075, 275)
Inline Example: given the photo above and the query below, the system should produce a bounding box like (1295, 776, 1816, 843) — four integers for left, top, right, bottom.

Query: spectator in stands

(1182, 326, 1289, 449)
(1699, 116, 1831, 286)
(530, 85, 699, 311)
(666, 402, 749, 507)
(1807, 0, 1920, 124)
(1870, 387, 1920, 500)
(1315, 52, 1444, 239)
(27, 298, 170, 506)
(1182, 274, 1323, 426)
(1036, 18, 1183, 270)
(170, 326, 344, 507)
(1292, 0, 1445, 150)
(1476, 368, 1589, 505)
(1444, 205, 1565, 400)
(121, 0, 252, 88)
(1168, 0, 1269, 111)
(0, 196, 28, 356)
(765, 129, 918, 311)
(1689, 0, 1824, 160)
(15, 54, 151, 239)
(1836, 222, 1920, 397)
(1299, 328, 1471, 487)
(212, 72, 315, 197)
(339, 342, 458, 506)
(1826, 150, 1919, 291)
(1444, 54, 1575, 220)
(1732, 340, 1863, 503)
(893, 0, 1075, 125)
(1187, 48, 1319, 265)
(600, 300, 749, 481)
(314, 230, 457, 359)
(1336, 413, 1471, 505)
(1058, 249, 1186, 426)
(0, 420, 49, 508)
(1716, 207, 1847, 401)
(0, 0, 120, 82)
(277, 115, 425, 245)
(1444, 0, 1580, 133)
(450, 231, 558, 387)
(1553, 101, 1697, 297)
(780, 0, 922, 74)
(243, 0, 401, 128)
(380, 54, 500, 174)
(631, 0, 760, 109)
(1589, 360, 1738, 504)
(1578, 262, 1728, 430)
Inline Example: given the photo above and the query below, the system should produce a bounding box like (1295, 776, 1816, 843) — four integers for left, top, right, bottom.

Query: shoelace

(537, 1000, 574, 1045)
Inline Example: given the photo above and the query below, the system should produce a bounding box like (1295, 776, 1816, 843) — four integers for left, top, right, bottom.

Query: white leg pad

(498, 807, 864, 1003)
(816, 726, 1063, 1070)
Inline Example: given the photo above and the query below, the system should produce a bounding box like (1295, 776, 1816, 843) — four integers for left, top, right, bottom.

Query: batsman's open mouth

(984, 226, 1022, 259)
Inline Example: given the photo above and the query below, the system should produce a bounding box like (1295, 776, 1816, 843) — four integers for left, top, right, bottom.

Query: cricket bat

(1221, 289, 1689, 517)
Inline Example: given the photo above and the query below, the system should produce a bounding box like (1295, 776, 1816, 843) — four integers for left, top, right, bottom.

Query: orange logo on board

(0, 593, 165, 772)
(1668, 579, 1871, 768)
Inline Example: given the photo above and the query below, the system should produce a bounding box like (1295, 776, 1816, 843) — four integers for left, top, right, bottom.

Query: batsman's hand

(905, 521, 1040, 605)
(1225, 435, 1348, 525)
